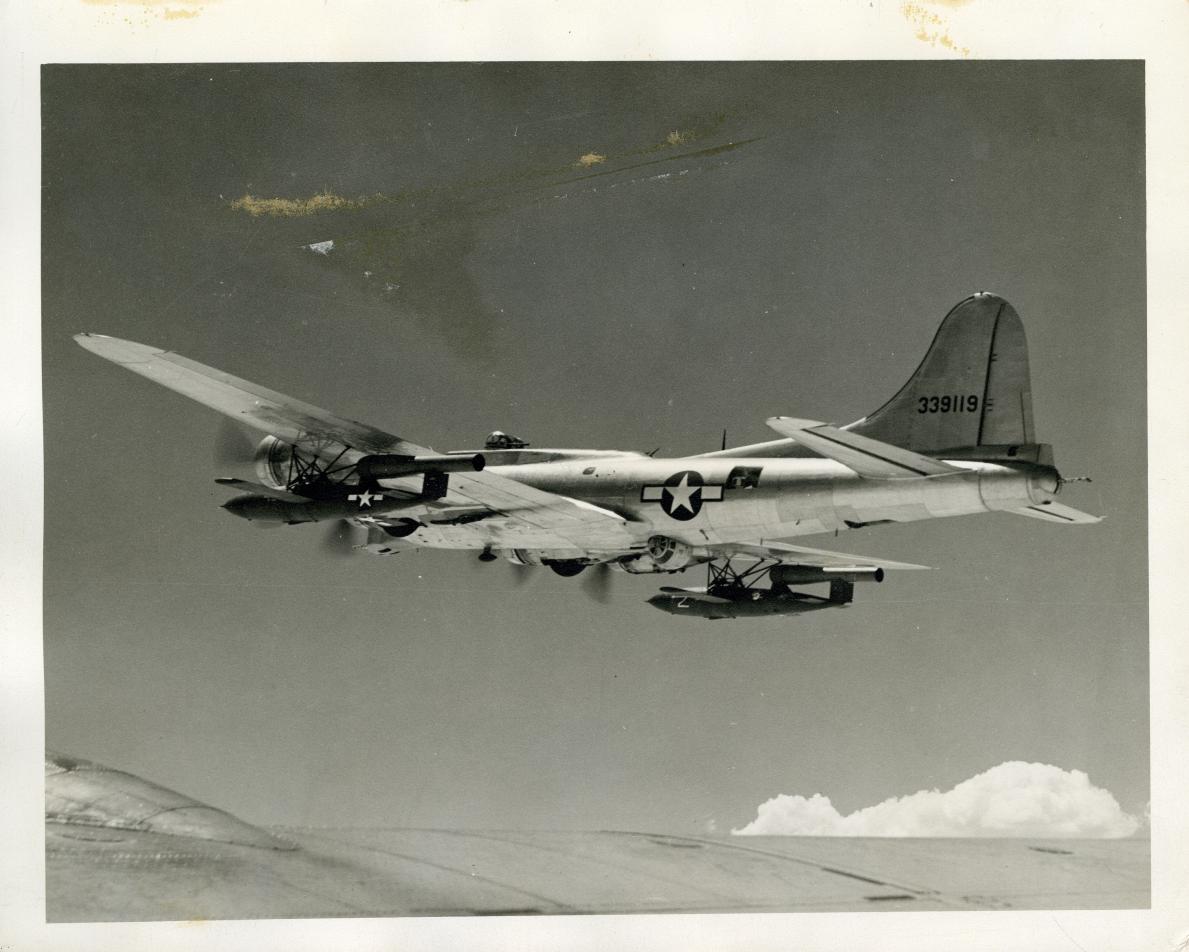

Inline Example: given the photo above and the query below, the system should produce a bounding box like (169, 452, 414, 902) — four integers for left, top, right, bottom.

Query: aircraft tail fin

(848, 293, 1036, 455)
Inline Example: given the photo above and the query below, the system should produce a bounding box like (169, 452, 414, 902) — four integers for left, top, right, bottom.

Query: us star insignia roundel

(640, 470, 725, 521)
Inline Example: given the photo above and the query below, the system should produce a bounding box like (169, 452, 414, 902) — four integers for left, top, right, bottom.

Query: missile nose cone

(221, 495, 254, 519)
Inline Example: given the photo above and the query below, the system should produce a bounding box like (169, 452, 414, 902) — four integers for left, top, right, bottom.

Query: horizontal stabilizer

(1008, 502, 1102, 525)
(765, 417, 963, 479)
(719, 540, 930, 572)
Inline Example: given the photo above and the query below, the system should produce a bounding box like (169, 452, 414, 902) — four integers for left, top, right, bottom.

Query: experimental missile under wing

(648, 576, 861, 620)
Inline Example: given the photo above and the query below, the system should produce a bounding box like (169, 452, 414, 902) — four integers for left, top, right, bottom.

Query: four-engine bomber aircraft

(76, 293, 1099, 619)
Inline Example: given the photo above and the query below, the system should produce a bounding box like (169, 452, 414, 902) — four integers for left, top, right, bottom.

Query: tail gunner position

(76, 293, 1099, 620)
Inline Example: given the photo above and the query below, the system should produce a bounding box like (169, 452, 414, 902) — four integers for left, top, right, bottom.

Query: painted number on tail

(918, 394, 979, 414)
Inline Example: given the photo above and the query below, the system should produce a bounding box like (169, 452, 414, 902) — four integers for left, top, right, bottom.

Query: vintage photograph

(40, 61, 1148, 920)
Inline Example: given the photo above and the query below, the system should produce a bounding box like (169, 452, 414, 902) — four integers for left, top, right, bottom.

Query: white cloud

(732, 761, 1139, 838)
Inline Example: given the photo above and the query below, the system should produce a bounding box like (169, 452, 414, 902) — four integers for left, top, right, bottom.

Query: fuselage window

(582, 466, 596, 475)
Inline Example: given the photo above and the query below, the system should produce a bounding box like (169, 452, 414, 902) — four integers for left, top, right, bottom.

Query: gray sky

(42, 62, 1146, 833)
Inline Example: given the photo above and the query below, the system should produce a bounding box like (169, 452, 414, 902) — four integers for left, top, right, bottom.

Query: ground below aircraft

(45, 752, 1148, 919)
(75, 292, 1098, 618)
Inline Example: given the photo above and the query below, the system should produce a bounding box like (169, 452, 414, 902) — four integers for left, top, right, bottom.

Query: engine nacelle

(504, 549, 546, 567)
(502, 550, 593, 577)
(254, 435, 295, 491)
(616, 536, 713, 574)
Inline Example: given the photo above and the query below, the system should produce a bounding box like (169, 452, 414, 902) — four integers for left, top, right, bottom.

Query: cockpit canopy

(484, 430, 531, 450)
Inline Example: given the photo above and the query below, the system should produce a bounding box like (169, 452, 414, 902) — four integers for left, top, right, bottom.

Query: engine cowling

(502, 550, 592, 576)
(253, 435, 294, 491)
(504, 549, 546, 567)
(616, 536, 713, 574)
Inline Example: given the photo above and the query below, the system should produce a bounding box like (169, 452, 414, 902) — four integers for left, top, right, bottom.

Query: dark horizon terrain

(46, 750, 1150, 919)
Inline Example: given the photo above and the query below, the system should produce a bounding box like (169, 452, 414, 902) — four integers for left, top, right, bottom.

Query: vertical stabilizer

(848, 293, 1035, 453)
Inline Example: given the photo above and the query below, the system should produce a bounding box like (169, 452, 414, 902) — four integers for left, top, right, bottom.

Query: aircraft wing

(75, 334, 641, 549)
(717, 539, 930, 572)
(75, 334, 428, 455)
(414, 473, 640, 548)
(766, 416, 963, 478)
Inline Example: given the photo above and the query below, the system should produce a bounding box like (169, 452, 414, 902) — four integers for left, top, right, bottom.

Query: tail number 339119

(918, 394, 979, 414)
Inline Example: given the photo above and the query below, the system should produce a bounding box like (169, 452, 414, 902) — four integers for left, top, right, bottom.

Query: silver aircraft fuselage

(392, 451, 1061, 554)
